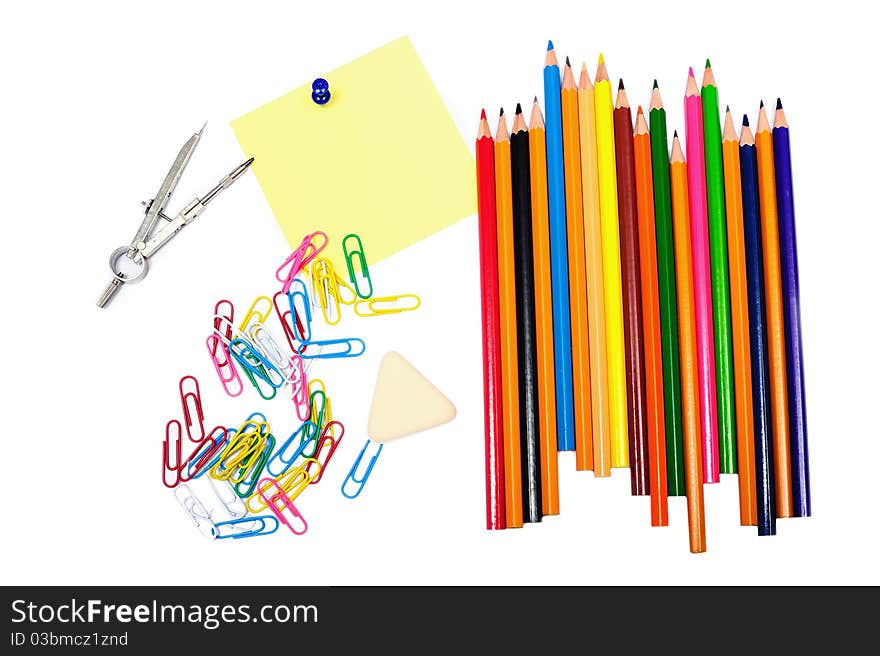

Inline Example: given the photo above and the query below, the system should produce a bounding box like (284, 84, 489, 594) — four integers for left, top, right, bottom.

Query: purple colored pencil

(772, 99, 810, 517)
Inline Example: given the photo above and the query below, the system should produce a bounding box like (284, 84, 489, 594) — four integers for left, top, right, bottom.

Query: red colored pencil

(476, 109, 505, 530)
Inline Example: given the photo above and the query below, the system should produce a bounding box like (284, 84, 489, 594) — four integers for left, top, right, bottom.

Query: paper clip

(288, 354, 311, 421)
(248, 322, 296, 382)
(287, 279, 313, 342)
(229, 338, 286, 389)
(259, 479, 309, 535)
(246, 459, 320, 513)
(354, 294, 421, 317)
(242, 365, 278, 400)
(238, 295, 273, 334)
(162, 419, 194, 488)
(209, 477, 248, 519)
(266, 421, 319, 477)
(311, 258, 343, 325)
(342, 233, 374, 299)
(307, 420, 344, 484)
(211, 428, 268, 482)
(174, 484, 216, 539)
(184, 426, 231, 479)
(212, 299, 235, 349)
(341, 439, 383, 499)
(206, 334, 243, 397)
(179, 375, 206, 442)
(308, 378, 326, 396)
(212, 516, 279, 540)
(276, 231, 329, 293)
(273, 290, 302, 352)
(298, 338, 365, 359)
(234, 432, 276, 498)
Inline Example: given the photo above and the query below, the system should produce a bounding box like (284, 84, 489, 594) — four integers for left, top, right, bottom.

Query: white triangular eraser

(367, 352, 456, 443)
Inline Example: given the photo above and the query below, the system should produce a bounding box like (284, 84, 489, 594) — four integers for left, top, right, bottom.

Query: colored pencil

(476, 109, 505, 530)
(561, 58, 594, 470)
(528, 98, 560, 515)
(722, 108, 757, 526)
(511, 105, 542, 524)
(544, 42, 575, 453)
(773, 99, 810, 517)
(594, 55, 629, 468)
(755, 101, 793, 518)
(702, 61, 737, 474)
(614, 81, 649, 495)
(495, 109, 523, 528)
(578, 63, 612, 477)
(634, 107, 669, 525)
(670, 133, 707, 553)
(740, 116, 777, 536)
(684, 68, 719, 484)
(650, 82, 686, 497)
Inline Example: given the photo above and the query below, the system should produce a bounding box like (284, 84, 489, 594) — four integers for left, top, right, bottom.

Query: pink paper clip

(179, 375, 206, 442)
(211, 300, 235, 356)
(206, 334, 243, 397)
(162, 419, 194, 488)
(258, 479, 308, 535)
(277, 231, 328, 293)
(306, 420, 344, 484)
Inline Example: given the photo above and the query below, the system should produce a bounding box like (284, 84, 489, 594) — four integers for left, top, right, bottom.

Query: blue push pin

(311, 78, 330, 105)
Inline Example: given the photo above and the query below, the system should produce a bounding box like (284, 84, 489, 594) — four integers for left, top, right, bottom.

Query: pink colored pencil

(684, 68, 719, 484)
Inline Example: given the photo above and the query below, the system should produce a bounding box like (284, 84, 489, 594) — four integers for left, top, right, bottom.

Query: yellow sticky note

(231, 36, 476, 273)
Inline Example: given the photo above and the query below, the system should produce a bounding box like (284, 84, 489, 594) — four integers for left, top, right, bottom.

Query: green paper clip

(342, 233, 373, 299)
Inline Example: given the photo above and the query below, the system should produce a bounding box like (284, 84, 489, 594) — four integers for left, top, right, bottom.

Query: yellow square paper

(231, 36, 476, 273)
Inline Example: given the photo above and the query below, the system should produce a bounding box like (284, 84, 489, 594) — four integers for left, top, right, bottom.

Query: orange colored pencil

(528, 98, 560, 516)
(755, 102, 793, 518)
(634, 109, 668, 527)
(670, 133, 706, 553)
(578, 62, 612, 476)
(495, 109, 523, 528)
(722, 108, 757, 526)
(561, 58, 593, 470)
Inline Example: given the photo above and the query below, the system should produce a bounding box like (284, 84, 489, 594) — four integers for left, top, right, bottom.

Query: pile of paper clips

(162, 231, 421, 540)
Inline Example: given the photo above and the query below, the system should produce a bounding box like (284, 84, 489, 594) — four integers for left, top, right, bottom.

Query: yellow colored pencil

(594, 54, 629, 467)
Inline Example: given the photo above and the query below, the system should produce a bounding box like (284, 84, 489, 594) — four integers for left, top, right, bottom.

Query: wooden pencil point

(565, 55, 571, 67)
(671, 133, 684, 162)
(512, 108, 527, 133)
(701, 63, 716, 88)
(685, 72, 699, 97)
(529, 98, 544, 129)
(547, 39, 554, 51)
(635, 110, 649, 134)
(776, 97, 783, 110)
(480, 108, 486, 120)
(578, 62, 593, 89)
(477, 113, 492, 140)
(496, 111, 510, 142)
(774, 103, 789, 129)
(722, 109, 737, 142)
(742, 114, 750, 127)
(618, 78, 625, 90)
(515, 102, 523, 115)
(705, 58, 711, 69)
(545, 47, 558, 67)
(653, 79, 658, 89)
(650, 84, 664, 111)
(614, 83, 629, 109)
(739, 120, 754, 146)
(759, 99, 765, 108)
(500, 107, 504, 116)
(756, 105, 770, 133)
(596, 55, 608, 83)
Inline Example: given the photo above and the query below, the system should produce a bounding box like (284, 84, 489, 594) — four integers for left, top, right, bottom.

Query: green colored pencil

(701, 60, 737, 474)
(649, 81, 685, 496)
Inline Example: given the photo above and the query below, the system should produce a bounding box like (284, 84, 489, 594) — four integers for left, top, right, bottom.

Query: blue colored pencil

(543, 41, 574, 451)
(772, 99, 810, 518)
(740, 116, 776, 536)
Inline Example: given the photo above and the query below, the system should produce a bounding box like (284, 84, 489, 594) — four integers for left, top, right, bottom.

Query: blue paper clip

(212, 516, 280, 540)
(287, 279, 313, 342)
(229, 338, 286, 389)
(299, 337, 365, 359)
(341, 439, 383, 499)
(266, 421, 320, 477)
(185, 426, 232, 479)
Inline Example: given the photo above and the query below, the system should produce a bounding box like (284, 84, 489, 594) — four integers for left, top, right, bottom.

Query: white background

(2, 0, 878, 585)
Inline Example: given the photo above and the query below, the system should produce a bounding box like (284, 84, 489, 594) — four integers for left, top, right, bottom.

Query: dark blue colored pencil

(740, 116, 776, 536)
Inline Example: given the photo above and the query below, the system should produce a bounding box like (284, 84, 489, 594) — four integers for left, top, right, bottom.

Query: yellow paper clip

(238, 295, 274, 333)
(353, 294, 421, 317)
(245, 458, 321, 513)
(311, 258, 357, 325)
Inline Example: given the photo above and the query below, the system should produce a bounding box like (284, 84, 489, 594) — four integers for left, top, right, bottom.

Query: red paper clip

(211, 300, 235, 356)
(272, 291, 308, 354)
(162, 419, 195, 488)
(179, 375, 206, 442)
(259, 479, 308, 535)
(180, 425, 229, 479)
(306, 420, 344, 484)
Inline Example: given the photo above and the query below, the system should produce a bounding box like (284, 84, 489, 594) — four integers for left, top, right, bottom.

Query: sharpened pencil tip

(565, 55, 571, 67)
(547, 40, 554, 51)
(653, 79, 658, 89)
(637, 106, 644, 115)
(688, 66, 694, 78)
(534, 95, 538, 103)
(515, 102, 522, 115)
(244, 157, 254, 167)
(598, 52, 605, 65)
(618, 78, 625, 90)
(742, 114, 750, 126)
(705, 58, 711, 69)
(673, 130, 678, 138)
(759, 100, 765, 108)
(726, 105, 730, 113)
(480, 108, 486, 119)
(776, 98, 783, 109)
(500, 107, 504, 117)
